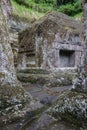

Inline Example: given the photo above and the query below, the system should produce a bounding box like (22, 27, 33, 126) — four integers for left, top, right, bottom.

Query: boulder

(50, 91, 87, 129)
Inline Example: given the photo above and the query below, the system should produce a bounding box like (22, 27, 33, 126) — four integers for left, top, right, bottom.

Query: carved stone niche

(18, 11, 83, 70)
(59, 50, 75, 67)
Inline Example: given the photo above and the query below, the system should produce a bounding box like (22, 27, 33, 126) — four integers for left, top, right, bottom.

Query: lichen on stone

(50, 91, 87, 128)
(0, 1, 33, 125)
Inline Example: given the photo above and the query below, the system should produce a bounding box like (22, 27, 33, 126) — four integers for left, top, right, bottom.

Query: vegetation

(58, 0, 82, 16)
(11, 0, 44, 21)
(12, 0, 82, 21)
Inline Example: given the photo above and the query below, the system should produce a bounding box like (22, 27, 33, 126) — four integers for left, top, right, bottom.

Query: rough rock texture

(17, 11, 83, 90)
(2, 0, 30, 67)
(0, 0, 18, 88)
(18, 11, 83, 69)
(8, 19, 30, 67)
(0, 0, 32, 125)
(17, 68, 76, 87)
(1, 0, 12, 21)
(51, 91, 87, 129)
(73, 0, 87, 93)
(82, 0, 87, 20)
(9, 32, 19, 67)
(50, 1, 87, 128)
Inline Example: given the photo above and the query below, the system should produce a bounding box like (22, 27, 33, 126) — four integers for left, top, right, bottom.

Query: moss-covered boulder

(50, 91, 87, 129)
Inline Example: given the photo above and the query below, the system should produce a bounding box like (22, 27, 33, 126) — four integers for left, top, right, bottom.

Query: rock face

(50, 1, 87, 128)
(9, 19, 30, 67)
(0, 0, 32, 124)
(51, 91, 87, 129)
(0, 4, 18, 87)
(0, 0, 20, 87)
(73, 0, 87, 93)
(18, 11, 83, 70)
(1, 0, 30, 68)
(1, 0, 12, 20)
(9, 32, 19, 67)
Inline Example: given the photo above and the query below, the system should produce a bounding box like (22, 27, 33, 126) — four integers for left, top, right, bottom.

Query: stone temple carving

(51, 2, 87, 127)
(18, 11, 83, 70)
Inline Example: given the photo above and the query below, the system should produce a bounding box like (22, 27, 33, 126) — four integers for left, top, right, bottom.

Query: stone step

(17, 73, 73, 87)
(17, 68, 50, 74)
(17, 67, 76, 86)
(26, 63, 36, 67)
(17, 73, 51, 84)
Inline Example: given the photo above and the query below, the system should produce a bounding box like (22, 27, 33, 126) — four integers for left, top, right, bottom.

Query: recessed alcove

(59, 50, 75, 67)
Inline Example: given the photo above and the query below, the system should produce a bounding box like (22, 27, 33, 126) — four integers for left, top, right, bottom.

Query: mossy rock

(17, 70, 75, 86)
(17, 68, 50, 74)
(50, 90, 87, 129)
(17, 73, 51, 84)
(0, 84, 32, 116)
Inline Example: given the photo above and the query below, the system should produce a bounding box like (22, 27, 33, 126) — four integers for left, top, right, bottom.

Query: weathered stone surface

(9, 32, 19, 67)
(0, 1, 18, 87)
(18, 11, 83, 70)
(17, 68, 76, 87)
(50, 91, 87, 129)
(9, 18, 30, 33)
(2, 0, 30, 68)
(73, 0, 87, 93)
(9, 20, 30, 67)
(0, 0, 32, 125)
(1, 0, 12, 21)
(50, 1, 87, 128)
(82, 0, 87, 20)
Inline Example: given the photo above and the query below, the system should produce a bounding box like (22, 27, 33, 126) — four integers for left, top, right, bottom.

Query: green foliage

(15, 0, 55, 5)
(58, 0, 82, 16)
(33, 0, 55, 4)
(13, 0, 82, 17)
(11, 0, 44, 22)
(13, 0, 54, 13)
(57, 0, 73, 6)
